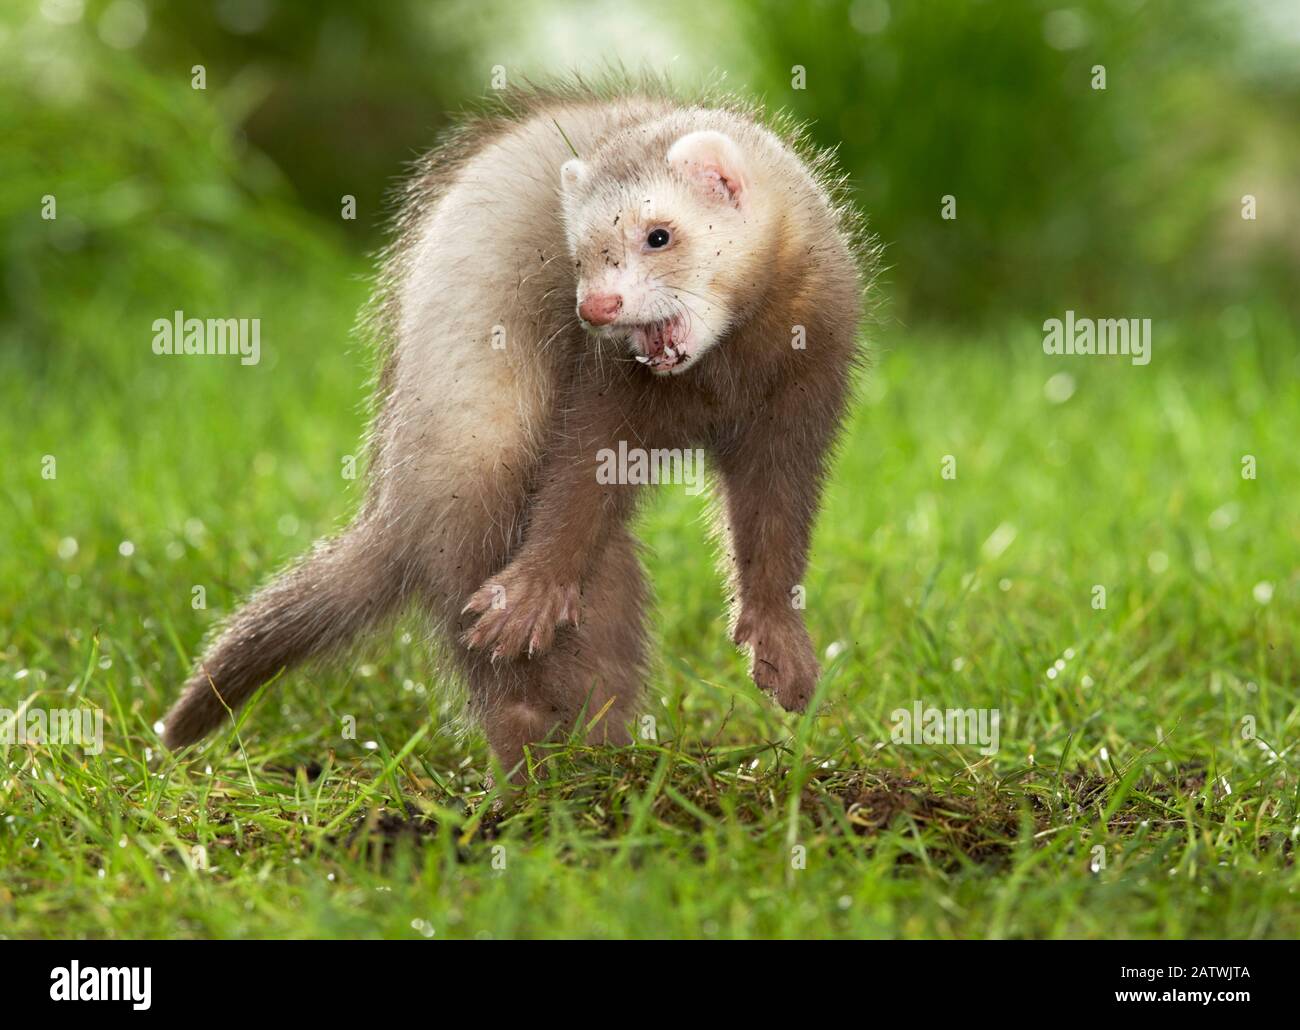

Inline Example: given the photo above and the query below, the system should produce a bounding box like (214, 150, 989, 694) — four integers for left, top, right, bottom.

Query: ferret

(162, 79, 869, 778)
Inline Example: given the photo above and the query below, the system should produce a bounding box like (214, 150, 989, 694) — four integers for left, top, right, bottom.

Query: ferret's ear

(666, 130, 747, 208)
(560, 158, 589, 193)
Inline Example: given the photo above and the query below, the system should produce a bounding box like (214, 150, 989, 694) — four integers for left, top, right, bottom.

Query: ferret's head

(560, 129, 765, 375)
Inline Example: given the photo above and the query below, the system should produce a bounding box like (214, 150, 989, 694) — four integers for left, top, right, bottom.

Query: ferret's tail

(162, 518, 403, 749)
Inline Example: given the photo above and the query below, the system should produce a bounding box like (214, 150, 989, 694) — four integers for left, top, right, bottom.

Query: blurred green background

(2, 0, 1297, 342)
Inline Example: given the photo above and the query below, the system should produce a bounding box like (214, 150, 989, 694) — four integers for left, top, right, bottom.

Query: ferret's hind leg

(467, 527, 649, 780)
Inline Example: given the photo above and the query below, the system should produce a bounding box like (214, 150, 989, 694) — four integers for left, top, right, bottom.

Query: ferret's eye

(646, 228, 671, 249)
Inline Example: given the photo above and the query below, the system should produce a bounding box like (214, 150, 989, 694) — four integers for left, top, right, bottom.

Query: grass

(2, 245, 1298, 936)
(2, 43, 1297, 939)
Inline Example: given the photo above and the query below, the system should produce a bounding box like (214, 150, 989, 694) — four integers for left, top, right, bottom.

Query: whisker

(659, 282, 727, 310)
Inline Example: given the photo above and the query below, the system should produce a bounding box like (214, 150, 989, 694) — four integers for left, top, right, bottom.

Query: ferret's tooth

(664, 346, 677, 359)
(635, 355, 650, 364)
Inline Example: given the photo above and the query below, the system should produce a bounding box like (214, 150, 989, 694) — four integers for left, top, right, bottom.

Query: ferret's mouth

(628, 316, 690, 374)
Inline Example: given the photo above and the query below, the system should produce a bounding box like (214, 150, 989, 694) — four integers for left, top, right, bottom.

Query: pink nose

(579, 292, 623, 326)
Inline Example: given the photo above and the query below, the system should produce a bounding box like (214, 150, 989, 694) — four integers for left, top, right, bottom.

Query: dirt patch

(336, 799, 500, 861)
(805, 769, 1021, 866)
(804, 762, 1232, 868)
(346, 804, 441, 850)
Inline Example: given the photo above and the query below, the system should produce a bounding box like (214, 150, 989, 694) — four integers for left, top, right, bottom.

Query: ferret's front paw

(461, 564, 580, 659)
(734, 613, 820, 713)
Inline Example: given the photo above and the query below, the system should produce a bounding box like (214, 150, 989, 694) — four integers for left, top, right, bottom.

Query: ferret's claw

(460, 567, 580, 660)
(461, 584, 498, 616)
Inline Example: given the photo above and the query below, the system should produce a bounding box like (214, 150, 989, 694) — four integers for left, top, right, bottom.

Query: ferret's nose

(578, 292, 623, 326)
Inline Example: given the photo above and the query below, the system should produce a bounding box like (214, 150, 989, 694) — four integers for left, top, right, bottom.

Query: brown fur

(162, 77, 871, 779)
